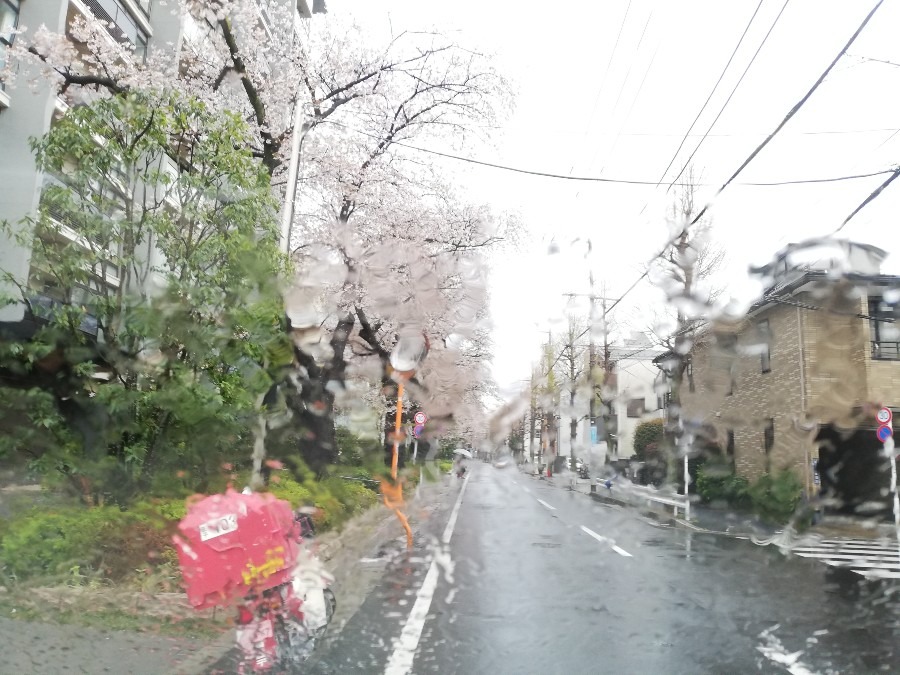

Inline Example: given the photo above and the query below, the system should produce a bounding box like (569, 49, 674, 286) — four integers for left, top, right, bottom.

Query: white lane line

(580, 525, 633, 557)
(581, 525, 608, 544)
(384, 473, 470, 675)
(537, 498, 556, 511)
(612, 545, 634, 558)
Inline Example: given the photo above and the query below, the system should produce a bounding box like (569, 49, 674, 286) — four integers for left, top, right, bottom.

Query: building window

(763, 417, 774, 450)
(726, 429, 735, 457)
(0, 0, 20, 90)
(869, 296, 900, 360)
(726, 368, 735, 396)
(626, 398, 645, 418)
(759, 319, 771, 373)
(685, 356, 695, 392)
(84, 0, 150, 61)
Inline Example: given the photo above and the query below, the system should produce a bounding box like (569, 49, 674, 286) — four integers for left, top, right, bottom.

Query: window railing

(82, 0, 149, 59)
(27, 292, 99, 336)
(872, 341, 900, 360)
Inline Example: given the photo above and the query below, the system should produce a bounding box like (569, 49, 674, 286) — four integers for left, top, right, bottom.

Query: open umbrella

(454, 449, 473, 459)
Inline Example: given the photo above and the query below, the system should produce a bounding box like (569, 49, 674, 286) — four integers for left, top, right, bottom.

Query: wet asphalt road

(305, 461, 900, 675)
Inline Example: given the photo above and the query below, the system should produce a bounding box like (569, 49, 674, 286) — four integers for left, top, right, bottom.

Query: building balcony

(70, 0, 150, 59)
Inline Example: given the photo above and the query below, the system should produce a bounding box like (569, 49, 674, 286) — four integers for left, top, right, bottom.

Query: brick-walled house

(664, 241, 900, 515)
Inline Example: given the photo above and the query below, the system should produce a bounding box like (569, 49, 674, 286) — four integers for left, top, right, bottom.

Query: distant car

(493, 457, 511, 468)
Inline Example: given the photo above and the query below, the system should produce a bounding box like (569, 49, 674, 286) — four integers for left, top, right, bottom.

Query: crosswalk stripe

(861, 570, 900, 579)
(823, 561, 900, 570)
(797, 542, 896, 550)
(794, 552, 900, 561)
(790, 537, 900, 580)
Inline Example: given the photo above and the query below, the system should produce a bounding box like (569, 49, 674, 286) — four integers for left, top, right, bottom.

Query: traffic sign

(877, 424, 893, 442)
(877, 407, 893, 425)
(413, 411, 427, 425)
(413, 424, 425, 438)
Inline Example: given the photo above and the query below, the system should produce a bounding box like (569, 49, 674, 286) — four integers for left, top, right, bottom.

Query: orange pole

(392, 382, 404, 479)
(382, 379, 413, 548)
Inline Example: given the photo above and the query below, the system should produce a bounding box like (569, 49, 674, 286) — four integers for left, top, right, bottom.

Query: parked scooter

(173, 490, 337, 675)
(577, 464, 590, 479)
(234, 509, 336, 673)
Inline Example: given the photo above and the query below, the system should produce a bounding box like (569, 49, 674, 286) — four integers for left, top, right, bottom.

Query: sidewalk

(520, 463, 780, 537)
(517, 464, 892, 541)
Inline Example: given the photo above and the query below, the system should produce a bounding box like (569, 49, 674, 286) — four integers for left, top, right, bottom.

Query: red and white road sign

(413, 411, 428, 425)
(876, 407, 892, 425)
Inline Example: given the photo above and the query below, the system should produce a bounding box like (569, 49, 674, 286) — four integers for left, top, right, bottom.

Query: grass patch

(0, 585, 230, 638)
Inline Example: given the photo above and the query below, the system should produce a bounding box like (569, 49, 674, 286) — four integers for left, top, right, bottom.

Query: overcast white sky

(335, 0, 900, 401)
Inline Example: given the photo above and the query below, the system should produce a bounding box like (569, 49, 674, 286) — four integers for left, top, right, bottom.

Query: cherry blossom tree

(4, 0, 511, 477)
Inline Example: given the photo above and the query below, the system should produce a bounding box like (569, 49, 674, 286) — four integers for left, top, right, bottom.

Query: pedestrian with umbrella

(453, 448, 472, 478)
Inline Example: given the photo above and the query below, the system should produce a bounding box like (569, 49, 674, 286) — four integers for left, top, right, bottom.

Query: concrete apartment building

(675, 241, 900, 512)
(0, 0, 322, 328)
(602, 334, 666, 461)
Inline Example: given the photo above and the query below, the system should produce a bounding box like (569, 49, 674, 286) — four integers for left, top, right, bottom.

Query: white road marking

(790, 538, 900, 579)
(537, 499, 556, 511)
(580, 525, 633, 557)
(384, 473, 470, 675)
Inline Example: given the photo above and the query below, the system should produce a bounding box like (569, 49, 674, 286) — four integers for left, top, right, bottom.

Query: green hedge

(0, 507, 169, 581)
(696, 466, 802, 524)
(747, 470, 803, 524)
(1, 472, 382, 584)
(696, 466, 751, 508)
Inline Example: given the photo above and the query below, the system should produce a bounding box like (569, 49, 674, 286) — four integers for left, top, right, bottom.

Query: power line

(322, 121, 893, 186)
(594, 8, 658, 176)
(833, 166, 900, 233)
(685, 0, 886, 229)
(640, 0, 764, 212)
(575, 0, 634, 175)
(667, 0, 792, 191)
(597, 0, 887, 329)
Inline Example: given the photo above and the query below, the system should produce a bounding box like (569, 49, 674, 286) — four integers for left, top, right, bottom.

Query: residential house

(601, 333, 666, 461)
(671, 240, 899, 514)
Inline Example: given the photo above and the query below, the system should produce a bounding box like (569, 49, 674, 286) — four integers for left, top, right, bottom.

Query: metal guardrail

(872, 341, 900, 360)
(339, 476, 380, 487)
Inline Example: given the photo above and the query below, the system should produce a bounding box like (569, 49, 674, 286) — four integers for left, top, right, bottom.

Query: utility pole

(563, 286, 616, 464)
(528, 370, 537, 465)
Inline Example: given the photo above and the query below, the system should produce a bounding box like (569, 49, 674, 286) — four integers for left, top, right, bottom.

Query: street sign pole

(886, 437, 899, 535)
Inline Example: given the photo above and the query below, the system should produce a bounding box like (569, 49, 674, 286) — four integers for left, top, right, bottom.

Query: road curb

(588, 492, 627, 508)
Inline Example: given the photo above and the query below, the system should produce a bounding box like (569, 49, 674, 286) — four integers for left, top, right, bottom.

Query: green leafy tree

(0, 91, 289, 504)
(633, 419, 665, 462)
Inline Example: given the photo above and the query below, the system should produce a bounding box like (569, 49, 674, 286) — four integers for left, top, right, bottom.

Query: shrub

(0, 506, 164, 581)
(747, 470, 803, 524)
(268, 474, 377, 532)
(268, 476, 315, 508)
(696, 466, 750, 508)
(437, 459, 453, 474)
(633, 419, 665, 461)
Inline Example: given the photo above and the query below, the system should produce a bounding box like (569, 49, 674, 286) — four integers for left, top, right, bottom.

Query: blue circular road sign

(876, 424, 893, 442)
